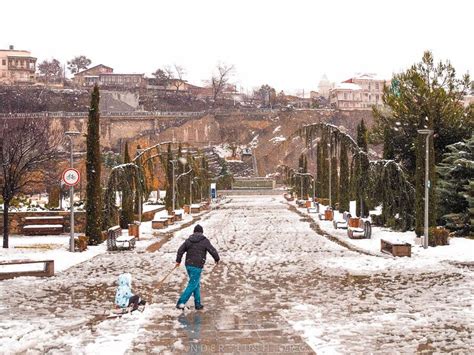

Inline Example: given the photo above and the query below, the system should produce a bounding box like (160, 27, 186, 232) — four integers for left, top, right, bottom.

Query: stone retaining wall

(0, 206, 164, 235)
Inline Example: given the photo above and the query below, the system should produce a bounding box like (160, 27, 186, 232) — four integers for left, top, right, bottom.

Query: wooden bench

(167, 215, 175, 225)
(0, 259, 54, 280)
(296, 200, 306, 207)
(152, 216, 168, 229)
(174, 211, 183, 221)
(318, 208, 334, 221)
(23, 216, 64, 235)
(107, 226, 136, 251)
(381, 239, 412, 257)
(347, 219, 372, 239)
(190, 204, 201, 214)
(333, 212, 351, 230)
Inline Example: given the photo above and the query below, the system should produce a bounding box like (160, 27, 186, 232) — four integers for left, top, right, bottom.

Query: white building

(318, 74, 333, 99)
(0, 45, 37, 84)
(330, 73, 389, 109)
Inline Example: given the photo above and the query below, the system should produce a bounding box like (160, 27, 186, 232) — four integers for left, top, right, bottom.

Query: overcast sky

(1, 0, 472, 94)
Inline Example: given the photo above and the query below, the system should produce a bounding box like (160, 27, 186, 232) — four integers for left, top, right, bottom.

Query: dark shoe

(195, 305, 204, 310)
(139, 300, 146, 306)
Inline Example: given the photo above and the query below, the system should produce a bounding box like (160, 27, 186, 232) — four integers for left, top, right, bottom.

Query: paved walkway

(1, 195, 473, 354)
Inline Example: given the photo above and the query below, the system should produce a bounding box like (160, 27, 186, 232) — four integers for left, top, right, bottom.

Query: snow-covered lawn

(294, 200, 474, 274)
(0, 205, 205, 275)
(0, 236, 107, 273)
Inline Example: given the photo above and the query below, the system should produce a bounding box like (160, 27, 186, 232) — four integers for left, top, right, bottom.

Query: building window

(376, 94, 379, 102)
(1, 59, 5, 66)
(344, 93, 348, 100)
(376, 83, 379, 90)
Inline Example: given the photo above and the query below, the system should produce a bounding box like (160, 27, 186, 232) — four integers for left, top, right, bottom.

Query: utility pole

(418, 129, 434, 249)
(328, 139, 332, 208)
(65, 131, 80, 252)
(171, 160, 176, 211)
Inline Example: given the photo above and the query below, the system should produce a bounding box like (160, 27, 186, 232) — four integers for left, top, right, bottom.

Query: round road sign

(62, 168, 80, 186)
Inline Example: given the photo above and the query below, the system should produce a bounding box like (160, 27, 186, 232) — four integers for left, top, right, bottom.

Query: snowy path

(1, 195, 473, 354)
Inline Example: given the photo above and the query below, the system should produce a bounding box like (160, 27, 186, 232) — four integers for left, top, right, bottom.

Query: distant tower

(318, 74, 332, 99)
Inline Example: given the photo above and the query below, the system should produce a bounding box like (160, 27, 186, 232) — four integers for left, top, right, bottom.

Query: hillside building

(0, 45, 37, 84)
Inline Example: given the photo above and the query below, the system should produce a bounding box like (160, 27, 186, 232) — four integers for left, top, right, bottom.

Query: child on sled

(115, 273, 146, 311)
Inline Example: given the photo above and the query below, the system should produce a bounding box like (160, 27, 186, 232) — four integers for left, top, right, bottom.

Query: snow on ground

(0, 235, 106, 272)
(213, 144, 233, 159)
(0, 195, 472, 353)
(142, 203, 164, 213)
(269, 135, 287, 144)
(294, 200, 474, 274)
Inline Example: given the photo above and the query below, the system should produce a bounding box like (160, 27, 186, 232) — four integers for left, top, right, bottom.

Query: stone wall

(0, 211, 87, 235)
(0, 206, 164, 235)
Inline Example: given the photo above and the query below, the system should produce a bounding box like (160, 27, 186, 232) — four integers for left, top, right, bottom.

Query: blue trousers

(177, 265, 203, 307)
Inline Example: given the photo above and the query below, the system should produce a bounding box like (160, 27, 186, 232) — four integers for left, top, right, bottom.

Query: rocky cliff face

(150, 109, 375, 177)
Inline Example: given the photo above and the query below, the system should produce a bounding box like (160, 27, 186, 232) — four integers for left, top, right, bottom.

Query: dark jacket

(176, 233, 220, 269)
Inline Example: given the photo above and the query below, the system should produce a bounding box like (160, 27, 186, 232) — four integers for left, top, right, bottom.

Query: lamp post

(328, 140, 332, 209)
(299, 168, 303, 199)
(417, 129, 434, 249)
(171, 157, 188, 211)
(136, 148, 144, 222)
(170, 160, 177, 211)
(65, 131, 80, 252)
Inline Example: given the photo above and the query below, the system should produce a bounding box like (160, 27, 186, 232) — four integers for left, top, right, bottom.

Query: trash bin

(128, 221, 140, 240)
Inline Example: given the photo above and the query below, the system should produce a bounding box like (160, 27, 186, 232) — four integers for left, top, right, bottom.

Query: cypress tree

(320, 134, 329, 198)
(383, 126, 395, 159)
(315, 143, 321, 198)
(176, 144, 186, 208)
(331, 156, 338, 209)
(357, 119, 368, 152)
(200, 155, 210, 201)
(338, 142, 350, 212)
(86, 84, 103, 244)
(184, 153, 193, 205)
(134, 144, 142, 214)
(120, 142, 134, 228)
(165, 144, 174, 212)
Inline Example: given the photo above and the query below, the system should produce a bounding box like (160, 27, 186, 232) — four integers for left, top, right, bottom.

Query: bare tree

(165, 65, 186, 94)
(1, 118, 62, 248)
(67, 55, 92, 74)
(211, 63, 235, 101)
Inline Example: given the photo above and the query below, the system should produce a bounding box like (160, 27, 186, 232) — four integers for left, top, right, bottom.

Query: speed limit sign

(62, 168, 80, 186)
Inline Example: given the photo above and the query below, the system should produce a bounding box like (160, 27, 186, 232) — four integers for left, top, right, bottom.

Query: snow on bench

(23, 224, 63, 236)
(24, 216, 64, 220)
(107, 226, 136, 251)
(0, 259, 54, 280)
(23, 216, 64, 236)
(190, 204, 201, 213)
(23, 224, 64, 229)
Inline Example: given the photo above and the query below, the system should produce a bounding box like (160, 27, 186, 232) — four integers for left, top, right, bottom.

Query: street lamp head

(178, 157, 187, 165)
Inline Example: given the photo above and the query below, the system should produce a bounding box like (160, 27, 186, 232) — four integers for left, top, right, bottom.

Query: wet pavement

(1, 195, 473, 354)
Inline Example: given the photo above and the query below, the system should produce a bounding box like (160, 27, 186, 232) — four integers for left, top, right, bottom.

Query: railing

(0, 108, 340, 119)
(0, 111, 207, 119)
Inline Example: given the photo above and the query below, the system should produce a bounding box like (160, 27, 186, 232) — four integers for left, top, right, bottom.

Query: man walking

(176, 224, 220, 310)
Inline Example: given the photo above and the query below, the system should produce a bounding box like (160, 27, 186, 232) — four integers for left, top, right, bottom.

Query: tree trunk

(3, 200, 9, 248)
